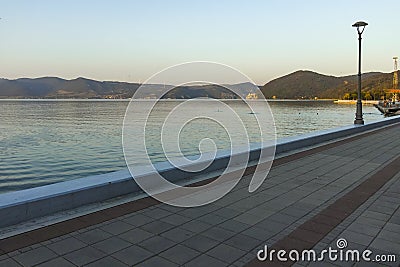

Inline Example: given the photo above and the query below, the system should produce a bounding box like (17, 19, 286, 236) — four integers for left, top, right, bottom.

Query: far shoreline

(0, 98, 339, 102)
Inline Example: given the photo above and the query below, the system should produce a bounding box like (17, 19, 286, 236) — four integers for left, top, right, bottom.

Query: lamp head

(352, 21, 368, 34)
(352, 21, 368, 27)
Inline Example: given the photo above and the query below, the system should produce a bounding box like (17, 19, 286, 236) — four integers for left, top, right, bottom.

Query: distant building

(245, 93, 258, 100)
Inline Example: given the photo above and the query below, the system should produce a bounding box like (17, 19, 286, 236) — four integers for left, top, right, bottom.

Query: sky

(0, 0, 399, 85)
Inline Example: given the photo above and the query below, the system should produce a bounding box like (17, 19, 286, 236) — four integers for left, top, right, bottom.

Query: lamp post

(352, 21, 368, 125)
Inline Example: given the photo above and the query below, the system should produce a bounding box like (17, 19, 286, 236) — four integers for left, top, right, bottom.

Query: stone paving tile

(118, 228, 154, 244)
(159, 213, 192, 226)
(29, 243, 42, 250)
(74, 228, 113, 245)
(280, 206, 311, 218)
(218, 219, 251, 233)
(345, 222, 382, 237)
(224, 234, 262, 251)
(63, 246, 106, 266)
(139, 235, 177, 254)
(388, 215, 400, 225)
(206, 243, 247, 264)
(200, 226, 236, 242)
(160, 244, 201, 265)
(138, 256, 178, 267)
(160, 227, 196, 243)
(98, 220, 132, 235)
(379, 196, 400, 204)
(214, 192, 246, 206)
(197, 213, 228, 226)
(224, 204, 252, 213)
(46, 237, 87, 255)
(84, 256, 128, 267)
(36, 257, 76, 267)
(372, 200, 400, 209)
(389, 211, 400, 224)
(139, 220, 175, 235)
(369, 238, 400, 254)
(141, 208, 172, 220)
(13, 246, 57, 267)
(376, 229, 400, 243)
(92, 236, 131, 254)
(268, 213, 299, 225)
(356, 217, 389, 228)
(234, 250, 263, 267)
(111, 245, 153, 266)
(181, 234, 220, 253)
(177, 207, 214, 219)
(7, 251, 21, 257)
(233, 212, 266, 225)
(0, 258, 22, 267)
(360, 210, 392, 221)
(180, 220, 213, 233)
(214, 207, 243, 219)
(120, 213, 154, 227)
(255, 199, 289, 212)
(157, 204, 185, 214)
(383, 222, 400, 234)
(17, 247, 31, 254)
(254, 219, 288, 233)
(339, 230, 375, 246)
(287, 227, 323, 244)
(241, 226, 276, 241)
(185, 254, 228, 267)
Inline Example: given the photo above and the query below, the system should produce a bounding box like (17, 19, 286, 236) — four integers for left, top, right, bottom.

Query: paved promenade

(0, 123, 399, 266)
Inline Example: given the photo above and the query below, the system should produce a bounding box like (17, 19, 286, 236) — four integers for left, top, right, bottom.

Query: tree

(364, 92, 372, 100)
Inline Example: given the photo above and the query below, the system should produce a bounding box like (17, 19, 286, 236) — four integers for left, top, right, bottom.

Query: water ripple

(0, 100, 382, 194)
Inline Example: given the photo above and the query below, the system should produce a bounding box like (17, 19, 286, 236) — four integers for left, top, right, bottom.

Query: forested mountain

(261, 70, 395, 100)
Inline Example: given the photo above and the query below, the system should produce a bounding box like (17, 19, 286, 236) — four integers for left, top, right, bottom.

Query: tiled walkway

(0, 124, 399, 266)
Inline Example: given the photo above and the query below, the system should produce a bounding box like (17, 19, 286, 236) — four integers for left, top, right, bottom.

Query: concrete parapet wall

(1, 116, 399, 228)
(275, 116, 400, 154)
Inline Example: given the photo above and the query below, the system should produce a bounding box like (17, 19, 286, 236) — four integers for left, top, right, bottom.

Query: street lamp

(352, 21, 368, 125)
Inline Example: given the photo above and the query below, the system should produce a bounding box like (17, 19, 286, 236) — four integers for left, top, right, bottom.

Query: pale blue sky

(0, 0, 399, 85)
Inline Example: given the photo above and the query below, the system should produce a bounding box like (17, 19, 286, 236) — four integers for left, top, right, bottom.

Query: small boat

(374, 100, 400, 116)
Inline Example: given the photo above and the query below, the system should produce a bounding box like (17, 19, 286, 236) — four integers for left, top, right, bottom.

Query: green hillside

(261, 70, 396, 100)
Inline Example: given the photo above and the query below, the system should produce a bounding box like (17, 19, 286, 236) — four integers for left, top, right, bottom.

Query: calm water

(0, 99, 382, 193)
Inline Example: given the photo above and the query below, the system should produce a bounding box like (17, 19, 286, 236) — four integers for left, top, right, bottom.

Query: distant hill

(0, 77, 138, 98)
(261, 70, 395, 99)
(0, 77, 254, 99)
(0, 70, 397, 99)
